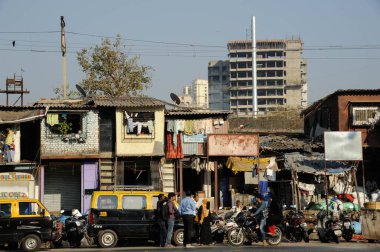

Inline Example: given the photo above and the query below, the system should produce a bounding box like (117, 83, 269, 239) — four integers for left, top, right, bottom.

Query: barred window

(352, 107, 379, 126)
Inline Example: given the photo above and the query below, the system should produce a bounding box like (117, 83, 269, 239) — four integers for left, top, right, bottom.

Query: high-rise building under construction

(208, 39, 307, 116)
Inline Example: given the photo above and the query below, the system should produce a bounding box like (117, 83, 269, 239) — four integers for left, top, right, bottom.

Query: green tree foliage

(77, 35, 153, 97)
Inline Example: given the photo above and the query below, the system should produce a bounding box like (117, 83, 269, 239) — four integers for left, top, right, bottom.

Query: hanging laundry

(184, 120, 194, 135)
(166, 132, 176, 159)
(127, 117, 135, 133)
(176, 120, 185, 132)
(207, 161, 215, 171)
(266, 168, 276, 181)
(167, 119, 174, 132)
(175, 132, 184, 158)
(46, 113, 59, 126)
(205, 119, 213, 134)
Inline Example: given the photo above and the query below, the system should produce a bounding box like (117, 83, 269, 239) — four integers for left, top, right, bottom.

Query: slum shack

(280, 152, 361, 220)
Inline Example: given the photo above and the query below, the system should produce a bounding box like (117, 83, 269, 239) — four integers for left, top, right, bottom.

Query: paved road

(38, 241, 379, 252)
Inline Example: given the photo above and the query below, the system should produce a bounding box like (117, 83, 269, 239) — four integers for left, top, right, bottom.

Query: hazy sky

(0, 0, 379, 106)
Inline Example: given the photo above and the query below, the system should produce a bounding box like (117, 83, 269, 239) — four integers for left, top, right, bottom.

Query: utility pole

(251, 16, 257, 118)
(61, 16, 67, 99)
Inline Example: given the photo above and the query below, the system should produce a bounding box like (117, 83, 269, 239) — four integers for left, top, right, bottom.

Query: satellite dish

(170, 93, 181, 105)
(76, 84, 87, 97)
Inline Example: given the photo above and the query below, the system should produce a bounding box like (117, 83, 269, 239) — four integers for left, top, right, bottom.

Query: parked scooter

(55, 209, 92, 248)
(227, 210, 282, 246)
(340, 211, 354, 242)
(316, 210, 342, 243)
(210, 210, 238, 243)
(282, 208, 310, 243)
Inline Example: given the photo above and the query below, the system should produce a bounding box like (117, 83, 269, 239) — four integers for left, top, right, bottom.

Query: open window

(123, 111, 155, 139)
(47, 113, 83, 135)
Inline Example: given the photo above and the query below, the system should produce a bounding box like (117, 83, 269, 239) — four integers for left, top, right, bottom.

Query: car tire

(98, 229, 118, 248)
(172, 229, 184, 246)
(21, 234, 41, 252)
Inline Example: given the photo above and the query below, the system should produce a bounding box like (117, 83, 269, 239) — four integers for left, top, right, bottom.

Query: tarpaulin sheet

(226, 156, 278, 174)
(0, 110, 45, 124)
(284, 152, 353, 175)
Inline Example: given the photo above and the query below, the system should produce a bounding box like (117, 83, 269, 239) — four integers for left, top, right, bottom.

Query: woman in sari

(197, 198, 212, 245)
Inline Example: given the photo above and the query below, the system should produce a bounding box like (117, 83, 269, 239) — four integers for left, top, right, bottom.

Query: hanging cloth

(166, 132, 176, 159)
(175, 132, 184, 158)
(184, 120, 194, 135)
(46, 113, 59, 126)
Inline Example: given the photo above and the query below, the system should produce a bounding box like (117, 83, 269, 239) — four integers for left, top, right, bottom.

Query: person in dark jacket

(165, 192, 177, 247)
(253, 194, 269, 246)
(156, 194, 167, 247)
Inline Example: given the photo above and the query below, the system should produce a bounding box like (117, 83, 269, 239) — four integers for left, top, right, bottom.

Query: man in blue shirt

(179, 190, 196, 247)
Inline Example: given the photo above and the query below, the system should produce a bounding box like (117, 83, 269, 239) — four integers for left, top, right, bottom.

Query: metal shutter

(44, 164, 81, 212)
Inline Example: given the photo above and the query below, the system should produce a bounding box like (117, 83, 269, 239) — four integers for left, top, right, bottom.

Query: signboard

(207, 134, 259, 156)
(324, 131, 363, 161)
(184, 134, 207, 143)
(0, 172, 35, 199)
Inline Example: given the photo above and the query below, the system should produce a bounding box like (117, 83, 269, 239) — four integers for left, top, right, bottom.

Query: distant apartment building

(179, 85, 193, 107)
(208, 39, 307, 115)
(228, 39, 307, 116)
(192, 79, 209, 109)
(208, 60, 230, 110)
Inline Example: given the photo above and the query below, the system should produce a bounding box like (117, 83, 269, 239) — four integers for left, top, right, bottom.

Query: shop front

(40, 161, 98, 213)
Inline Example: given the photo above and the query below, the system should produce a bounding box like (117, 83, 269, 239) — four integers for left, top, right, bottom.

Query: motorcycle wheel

(317, 228, 329, 243)
(343, 233, 352, 242)
(227, 228, 245, 246)
(334, 234, 340, 244)
(267, 226, 282, 246)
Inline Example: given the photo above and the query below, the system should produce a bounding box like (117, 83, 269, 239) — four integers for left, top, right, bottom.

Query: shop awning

(284, 152, 354, 175)
(226, 156, 278, 174)
(0, 110, 45, 124)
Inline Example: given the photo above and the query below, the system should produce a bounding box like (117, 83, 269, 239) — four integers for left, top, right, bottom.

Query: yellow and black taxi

(0, 198, 57, 252)
(87, 189, 184, 248)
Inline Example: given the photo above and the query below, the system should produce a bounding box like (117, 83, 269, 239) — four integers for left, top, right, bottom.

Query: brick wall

(40, 110, 99, 156)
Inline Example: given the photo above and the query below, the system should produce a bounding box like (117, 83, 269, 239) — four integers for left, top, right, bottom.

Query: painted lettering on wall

(0, 192, 28, 198)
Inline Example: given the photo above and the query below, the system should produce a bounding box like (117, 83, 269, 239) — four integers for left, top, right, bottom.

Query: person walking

(165, 192, 177, 248)
(156, 194, 167, 247)
(253, 194, 269, 246)
(179, 190, 196, 248)
(197, 199, 212, 245)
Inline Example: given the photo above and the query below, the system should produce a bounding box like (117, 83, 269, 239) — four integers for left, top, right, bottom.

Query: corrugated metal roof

(32, 96, 166, 109)
(91, 96, 166, 108)
(166, 109, 231, 116)
(33, 99, 92, 109)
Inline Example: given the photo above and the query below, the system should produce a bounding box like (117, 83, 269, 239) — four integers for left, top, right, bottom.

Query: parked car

(87, 188, 184, 248)
(0, 198, 58, 252)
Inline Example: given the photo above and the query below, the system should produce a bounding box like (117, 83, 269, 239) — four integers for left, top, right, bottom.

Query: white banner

(324, 131, 363, 161)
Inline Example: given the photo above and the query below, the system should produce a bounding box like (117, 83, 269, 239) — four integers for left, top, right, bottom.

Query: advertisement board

(324, 131, 363, 161)
(207, 134, 259, 156)
(0, 172, 35, 199)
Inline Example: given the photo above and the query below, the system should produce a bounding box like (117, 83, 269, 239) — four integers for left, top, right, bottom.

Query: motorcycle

(227, 211, 282, 246)
(55, 209, 92, 248)
(210, 211, 238, 243)
(316, 210, 342, 243)
(281, 209, 310, 242)
(340, 211, 354, 242)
